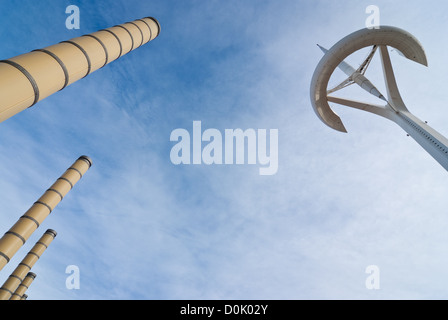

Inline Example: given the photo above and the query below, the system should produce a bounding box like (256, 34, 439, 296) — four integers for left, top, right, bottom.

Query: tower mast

(311, 26, 448, 171)
(0, 17, 160, 123)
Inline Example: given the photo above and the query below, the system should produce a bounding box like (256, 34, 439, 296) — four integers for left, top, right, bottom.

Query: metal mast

(310, 26, 448, 171)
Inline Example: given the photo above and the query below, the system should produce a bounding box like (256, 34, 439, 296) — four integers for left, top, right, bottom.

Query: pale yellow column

(0, 229, 57, 300)
(0, 156, 92, 272)
(9, 272, 36, 300)
(0, 16, 160, 123)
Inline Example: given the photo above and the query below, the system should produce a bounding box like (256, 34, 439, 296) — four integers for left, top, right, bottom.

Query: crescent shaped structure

(310, 26, 448, 171)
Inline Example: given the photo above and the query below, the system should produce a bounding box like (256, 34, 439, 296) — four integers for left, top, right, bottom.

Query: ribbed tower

(0, 229, 57, 300)
(9, 272, 36, 300)
(0, 156, 92, 272)
(310, 26, 448, 172)
(0, 16, 160, 123)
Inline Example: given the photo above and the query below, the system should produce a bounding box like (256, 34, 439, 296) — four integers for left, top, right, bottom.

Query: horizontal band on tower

(127, 22, 144, 47)
(47, 188, 64, 201)
(100, 29, 123, 58)
(36, 241, 48, 249)
(34, 201, 53, 213)
(9, 274, 23, 282)
(19, 262, 32, 270)
(82, 34, 109, 68)
(145, 17, 161, 37)
(137, 19, 152, 42)
(58, 177, 73, 189)
(114, 25, 134, 52)
(0, 251, 10, 263)
(45, 229, 57, 238)
(28, 252, 40, 259)
(68, 167, 83, 178)
(0, 59, 40, 107)
(0, 287, 13, 295)
(20, 215, 40, 228)
(60, 40, 92, 78)
(32, 49, 69, 90)
(5, 231, 26, 245)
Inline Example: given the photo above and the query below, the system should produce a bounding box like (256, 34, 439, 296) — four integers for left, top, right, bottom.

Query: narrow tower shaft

(0, 17, 160, 123)
(0, 156, 92, 272)
(0, 229, 57, 300)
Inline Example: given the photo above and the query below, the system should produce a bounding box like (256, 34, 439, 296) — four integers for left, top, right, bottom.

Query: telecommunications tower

(310, 26, 448, 171)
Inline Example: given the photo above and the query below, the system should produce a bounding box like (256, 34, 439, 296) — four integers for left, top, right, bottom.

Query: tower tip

(78, 155, 92, 167)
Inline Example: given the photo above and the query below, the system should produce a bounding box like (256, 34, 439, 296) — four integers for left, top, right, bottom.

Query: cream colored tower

(0, 16, 160, 123)
(0, 229, 57, 300)
(310, 26, 448, 171)
(0, 156, 92, 272)
(9, 272, 36, 300)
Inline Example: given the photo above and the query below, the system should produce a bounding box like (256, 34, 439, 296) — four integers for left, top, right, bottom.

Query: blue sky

(0, 0, 447, 300)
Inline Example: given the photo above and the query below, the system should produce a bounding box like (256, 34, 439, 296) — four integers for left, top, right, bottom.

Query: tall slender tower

(0, 16, 160, 123)
(310, 26, 448, 171)
(0, 229, 57, 300)
(0, 156, 91, 272)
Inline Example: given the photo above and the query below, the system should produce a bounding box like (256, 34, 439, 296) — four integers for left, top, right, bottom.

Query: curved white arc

(379, 45, 408, 111)
(310, 26, 427, 133)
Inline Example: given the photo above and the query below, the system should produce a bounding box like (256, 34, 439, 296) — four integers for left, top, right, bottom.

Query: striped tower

(310, 26, 448, 171)
(0, 229, 57, 300)
(9, 272, 36, 300)
(0, 16, 160, 123)
(0, 156, 92, 272)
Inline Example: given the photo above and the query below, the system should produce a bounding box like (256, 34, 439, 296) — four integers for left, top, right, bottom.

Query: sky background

(0, 0, 447, 300)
